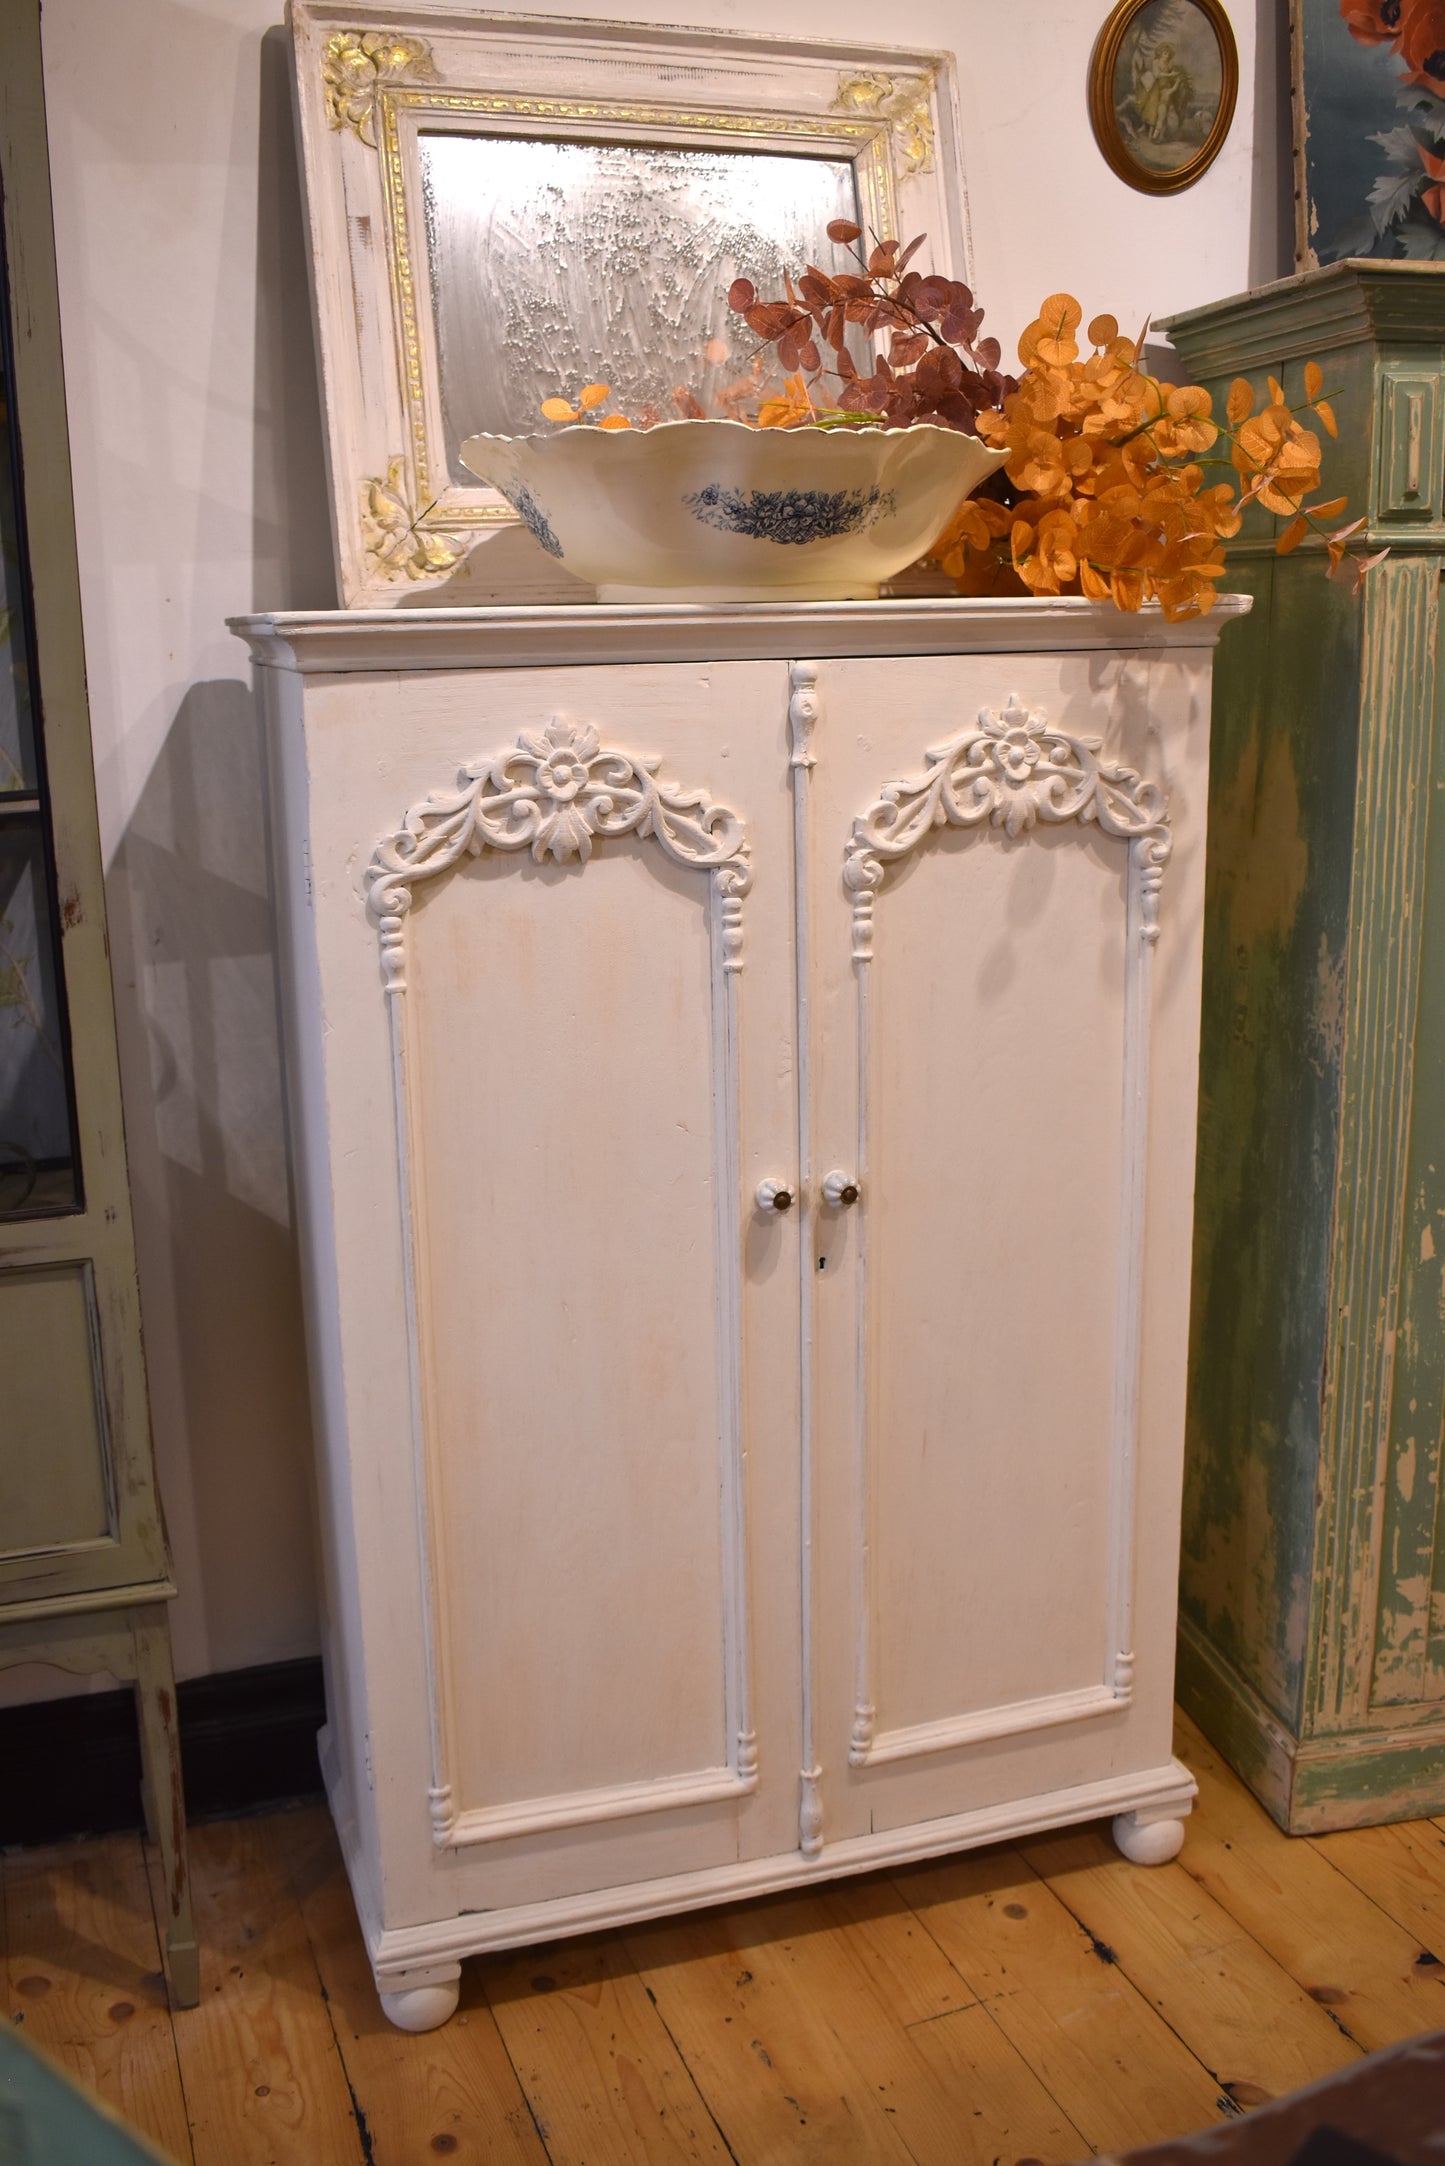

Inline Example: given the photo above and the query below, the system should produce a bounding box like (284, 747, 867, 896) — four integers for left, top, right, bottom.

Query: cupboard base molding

(349, 1755, 1197, 1987)
(1178, 1614, 1445, 1834)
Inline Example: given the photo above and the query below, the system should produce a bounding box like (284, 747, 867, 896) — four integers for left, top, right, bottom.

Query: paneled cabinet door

(326, 660, 804, 1895)
(802, 653, 1202, 1843)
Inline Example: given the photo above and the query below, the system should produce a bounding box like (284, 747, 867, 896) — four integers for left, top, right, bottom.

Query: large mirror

(290, 6, 966, 604)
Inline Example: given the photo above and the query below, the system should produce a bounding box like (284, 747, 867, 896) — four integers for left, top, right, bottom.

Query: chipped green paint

(1165, 262, 1445, 1830)
(1373, 661, 1445, 1706)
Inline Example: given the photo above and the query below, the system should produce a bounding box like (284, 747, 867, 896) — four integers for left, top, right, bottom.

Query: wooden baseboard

(0, 1657, 325, 1848)
(1175, 1614, 1300, 1827)
(1177, 1616, 1445, 1831)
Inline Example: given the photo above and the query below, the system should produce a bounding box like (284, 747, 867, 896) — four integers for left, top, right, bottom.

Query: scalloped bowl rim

(461, 416, 1000, 452)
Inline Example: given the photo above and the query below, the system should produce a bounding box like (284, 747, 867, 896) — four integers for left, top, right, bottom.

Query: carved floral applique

(322, 30, 437, 147)
(361, 457, 467, 582)
(845, 693, 1172, 936)
(366, 715, 751, 987)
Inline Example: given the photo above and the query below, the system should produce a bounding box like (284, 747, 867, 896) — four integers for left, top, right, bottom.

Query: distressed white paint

(234, 597, 1235, 2023)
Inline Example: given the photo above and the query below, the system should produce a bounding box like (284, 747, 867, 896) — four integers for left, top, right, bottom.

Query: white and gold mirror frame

(288, 3, 972, 606)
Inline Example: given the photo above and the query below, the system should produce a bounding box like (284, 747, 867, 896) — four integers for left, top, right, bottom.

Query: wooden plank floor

(7, 1710, 1445, 2165)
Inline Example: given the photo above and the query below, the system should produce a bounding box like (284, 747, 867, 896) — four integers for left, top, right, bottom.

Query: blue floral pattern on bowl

(683, 483, 896, 547)
(499, 481, 563, 559)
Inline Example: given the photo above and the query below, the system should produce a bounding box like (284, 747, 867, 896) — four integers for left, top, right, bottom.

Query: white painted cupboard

(233, 596, 1243, 2029)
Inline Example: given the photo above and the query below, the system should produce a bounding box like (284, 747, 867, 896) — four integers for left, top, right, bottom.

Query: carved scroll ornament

(366, 716, 751, 988)
(844, 693, 1171, 955)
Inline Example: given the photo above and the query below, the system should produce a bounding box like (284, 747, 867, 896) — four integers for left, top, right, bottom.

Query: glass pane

(0, 315, 36, 792)
(0, 208, 78, 1219)
(420, 135, 863, 472)
(0, 818, 76, 1212)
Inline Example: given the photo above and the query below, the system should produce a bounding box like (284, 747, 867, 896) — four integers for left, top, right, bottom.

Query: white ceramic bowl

(458, 417, 1007, 603)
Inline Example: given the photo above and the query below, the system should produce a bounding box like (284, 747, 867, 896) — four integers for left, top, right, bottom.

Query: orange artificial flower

(1154, 384, 1218, 458)
(756, 373, 815, 428)
(1015, 509, 1080, 594)
(540, 382, 631, 427)
(940, 296, 1358, 618)
(932, 494, 1011, 569)
(1234, 402, 1323, 513)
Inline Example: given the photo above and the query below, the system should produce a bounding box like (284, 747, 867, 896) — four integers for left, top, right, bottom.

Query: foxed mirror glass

(420, 135, 863, 468)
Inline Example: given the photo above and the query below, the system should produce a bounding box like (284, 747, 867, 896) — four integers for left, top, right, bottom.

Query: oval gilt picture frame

(1090, 0, 1239, 196)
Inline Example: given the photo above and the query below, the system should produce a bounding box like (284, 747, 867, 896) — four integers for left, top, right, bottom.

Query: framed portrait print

(1089, 0, 1239, 195)
(1292, 0, 1445, 268)
(287, 4, 970, 606)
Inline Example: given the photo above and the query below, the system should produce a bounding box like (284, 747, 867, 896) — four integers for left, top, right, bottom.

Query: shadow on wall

(108, 676, 317, 1674)
(254, 23, 335, 612)
(97, 26, 337, 1678)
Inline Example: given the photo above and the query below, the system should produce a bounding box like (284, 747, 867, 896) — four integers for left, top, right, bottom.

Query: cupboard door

(800, 652, 1206, 1846)
(303, 660, 802, 1903)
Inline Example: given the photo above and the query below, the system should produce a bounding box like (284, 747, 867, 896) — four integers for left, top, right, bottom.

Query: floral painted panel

(1297, 0, 1445, 262)
(419, 136, 862, 468)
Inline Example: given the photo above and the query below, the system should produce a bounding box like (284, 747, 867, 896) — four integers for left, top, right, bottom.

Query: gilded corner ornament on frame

(831, 71, 937, 176)
(1089, 0, 1238, 196)
(321, 28, 436, 146)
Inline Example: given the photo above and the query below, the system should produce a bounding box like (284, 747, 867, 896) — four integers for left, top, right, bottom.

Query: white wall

(5, 0, 1290, 1702)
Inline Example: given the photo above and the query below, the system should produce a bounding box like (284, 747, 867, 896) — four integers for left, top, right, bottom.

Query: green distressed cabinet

(1164, 262, 1445, 1831)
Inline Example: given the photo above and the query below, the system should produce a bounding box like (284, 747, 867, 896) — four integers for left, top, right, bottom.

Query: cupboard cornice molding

(229, 595, 1250, 676)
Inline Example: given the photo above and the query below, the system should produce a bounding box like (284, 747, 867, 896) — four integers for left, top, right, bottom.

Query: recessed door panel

(867, 827, 1125, 1734)
(408, 845, 733, 1815)
(0, 1261, 111, 1556)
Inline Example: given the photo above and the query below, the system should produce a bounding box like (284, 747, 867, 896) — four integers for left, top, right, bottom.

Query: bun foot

(379, 1974, 461, 2031)
(1112, 1810, 1186, 1865)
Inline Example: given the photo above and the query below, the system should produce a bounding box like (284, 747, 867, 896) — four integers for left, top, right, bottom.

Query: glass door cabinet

(0, 0, 196, 2004)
